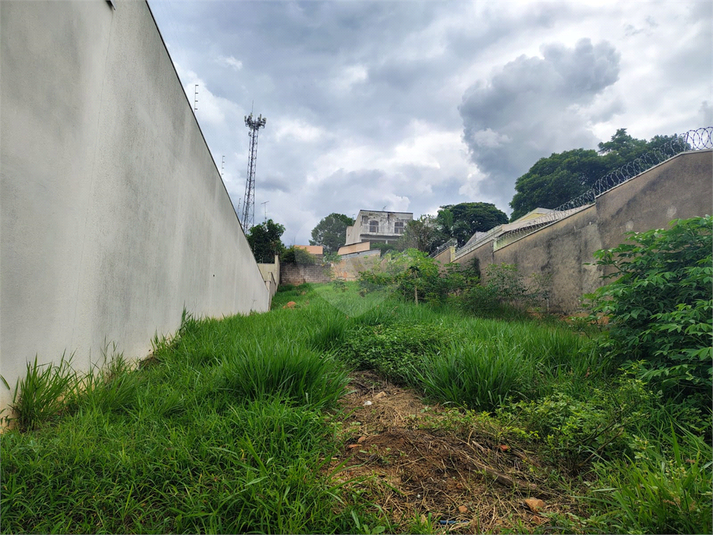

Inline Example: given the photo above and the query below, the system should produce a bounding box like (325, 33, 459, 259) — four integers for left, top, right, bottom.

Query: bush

(457, 263, 549, 319)
(586, 216, 712, 404)
(357, 249, 478, 305)
(502, 378, 654, 472)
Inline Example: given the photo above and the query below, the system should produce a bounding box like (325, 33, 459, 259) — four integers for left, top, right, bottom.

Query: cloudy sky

(148, 0, 712, 245)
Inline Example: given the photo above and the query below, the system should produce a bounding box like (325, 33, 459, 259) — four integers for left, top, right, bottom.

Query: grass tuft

(221, 342, 349, 410)
(9, 354, 77, 431)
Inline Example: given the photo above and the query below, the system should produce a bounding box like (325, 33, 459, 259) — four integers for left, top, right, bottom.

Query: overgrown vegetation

(2, 217, 710, 534)
(585, 215, 712, 408)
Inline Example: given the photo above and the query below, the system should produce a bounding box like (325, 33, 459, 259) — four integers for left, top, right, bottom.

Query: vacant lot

(2, 277, 710, 534)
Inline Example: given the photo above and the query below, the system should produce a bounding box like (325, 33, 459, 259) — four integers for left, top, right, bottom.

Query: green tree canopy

(310, 213, 355, 254)
(436, 202, 509, 246)
(509, 148, 611, 221)
(509, 129, 682, 221)
(246, 219, 285, 263)
(397, 215, 446, 254)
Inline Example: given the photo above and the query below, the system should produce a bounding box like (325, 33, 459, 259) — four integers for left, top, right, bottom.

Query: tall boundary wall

(0, 0, 269, 410)
(452, 150, 712, 313)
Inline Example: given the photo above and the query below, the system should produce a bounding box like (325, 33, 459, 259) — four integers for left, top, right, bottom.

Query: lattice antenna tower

(241, 112, 267, 230)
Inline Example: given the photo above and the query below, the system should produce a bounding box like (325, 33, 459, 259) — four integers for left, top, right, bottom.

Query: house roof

(356, 209, 413, 217)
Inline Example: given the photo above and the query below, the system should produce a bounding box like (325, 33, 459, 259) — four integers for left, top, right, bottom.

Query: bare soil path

(331, 371, 581, 533)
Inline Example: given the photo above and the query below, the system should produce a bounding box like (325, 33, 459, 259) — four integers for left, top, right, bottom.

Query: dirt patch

(331, 371, 579, 533)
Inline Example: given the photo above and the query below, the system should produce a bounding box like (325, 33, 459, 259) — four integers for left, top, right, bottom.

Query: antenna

(241, 111, 267, 230)
(261, 201, 269, 222)
(193, 84, 198, 111)
(221, 155, 225, 177)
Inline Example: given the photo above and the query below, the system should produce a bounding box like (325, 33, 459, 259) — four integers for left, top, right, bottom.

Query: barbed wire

(454, 127, 712, 258)
(430, 238, 458, 258)
(589, 127, 712, 197)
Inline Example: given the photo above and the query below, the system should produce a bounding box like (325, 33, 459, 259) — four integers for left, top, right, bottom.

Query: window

(369, 220, 379, 233)
(362, 215, 368, 224)
(394, 221, 404, 234)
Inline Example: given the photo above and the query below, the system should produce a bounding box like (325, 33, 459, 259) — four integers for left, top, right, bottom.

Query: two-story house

(344, 210, 413, 246)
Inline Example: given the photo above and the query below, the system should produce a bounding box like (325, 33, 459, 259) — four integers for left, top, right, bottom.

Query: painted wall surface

(337, 241, 372, 256)
(258, 256, 280, 301)
(294, 245, 323, 256)
(0, 0, 269, 409)
(452, 151, 712, 312)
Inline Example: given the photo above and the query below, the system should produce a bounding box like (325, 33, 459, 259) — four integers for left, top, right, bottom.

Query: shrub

(457, 263, 548, 319)
(502, 378, 654, 472)
(586, 216, 712, 404)
(357, 249, 478, 305)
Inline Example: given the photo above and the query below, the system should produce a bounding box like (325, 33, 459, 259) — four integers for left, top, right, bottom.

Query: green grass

(2, 282, 709, 534)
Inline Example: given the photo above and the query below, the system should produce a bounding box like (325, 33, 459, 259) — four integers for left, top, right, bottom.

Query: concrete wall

(258, 256, 280, 303)
(337, 241, 372, 256)
(432, 245, 456, 267)
(0, 0, 269, 409)
(281, 264, 333, 285)
(332, 251, 382, 281)
(452, 151, 712, 312)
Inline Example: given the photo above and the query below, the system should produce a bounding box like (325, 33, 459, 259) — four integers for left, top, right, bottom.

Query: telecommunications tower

(241, 112, 267, 230)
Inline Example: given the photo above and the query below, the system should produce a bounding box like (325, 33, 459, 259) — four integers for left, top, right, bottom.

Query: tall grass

(592, 425, 712, 534)
(3, 282, 708, 534)
(8, 354, 77, 431)
(221, 342, 348, 410)
(411, 341, 535, 410)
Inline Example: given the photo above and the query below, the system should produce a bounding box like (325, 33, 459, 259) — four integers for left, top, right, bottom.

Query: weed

(412, 340, 535, 411)
(338, 322, 450, 383)
(590, 425, 712, 534)
(221, 342, 348, 410)
(9, 354, 77, 431)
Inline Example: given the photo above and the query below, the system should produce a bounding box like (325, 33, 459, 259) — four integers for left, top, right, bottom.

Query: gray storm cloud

(459, 38, 621, 208)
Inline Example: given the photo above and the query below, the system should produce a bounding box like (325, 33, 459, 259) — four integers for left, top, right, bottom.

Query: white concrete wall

(0, 0, 269, 409)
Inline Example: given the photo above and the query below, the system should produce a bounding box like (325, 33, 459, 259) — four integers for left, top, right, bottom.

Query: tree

(246, 219, 285, 263)
(509, 148, 611, 221)
(436, 202, 508, 246)
(509, 129, 682, 221)
(310, 213, 355, 254)
(397, 215, 446, 254)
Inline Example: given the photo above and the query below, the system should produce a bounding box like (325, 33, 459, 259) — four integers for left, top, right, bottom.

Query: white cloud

(273, 118, 328, 143)
(218, 55, 243, 71)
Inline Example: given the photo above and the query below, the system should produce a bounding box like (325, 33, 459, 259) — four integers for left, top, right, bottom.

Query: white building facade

(345, 210, 413, 245)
